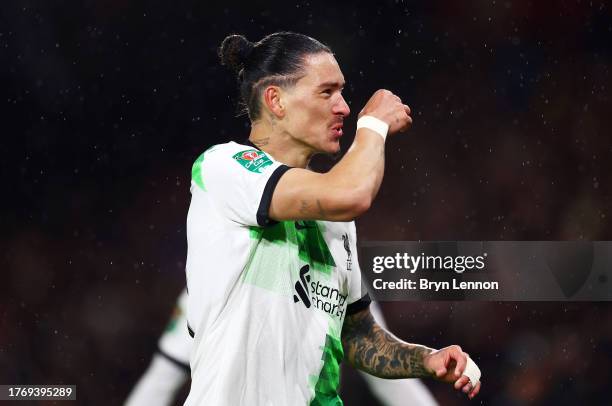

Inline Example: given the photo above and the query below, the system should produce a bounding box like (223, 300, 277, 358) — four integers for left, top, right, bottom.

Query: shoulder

(191, 142, 282, 191)
(192, 141, 245, 163)
(194, 141, 277, 171)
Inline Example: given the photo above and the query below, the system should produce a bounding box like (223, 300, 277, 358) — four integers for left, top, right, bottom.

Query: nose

(333, 95, 350, 117)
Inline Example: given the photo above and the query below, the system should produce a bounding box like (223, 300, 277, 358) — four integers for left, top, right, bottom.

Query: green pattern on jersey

(191, 152, 206, 191)
(191, 145, 220, 191)
(244, 221, 335, 291)
(245, 220, 344, 403)
(295, 221, 335, 275)
(164, 305, 181, 332)
(309, 334, 344, 406)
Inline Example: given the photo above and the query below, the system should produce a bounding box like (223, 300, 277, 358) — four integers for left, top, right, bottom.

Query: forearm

(342, 308, 435, 379)
(269, 89, 410, 222)
(268, 129, 385, 222)
(342, 306, 482, 399)
(327, 129, 385, 204)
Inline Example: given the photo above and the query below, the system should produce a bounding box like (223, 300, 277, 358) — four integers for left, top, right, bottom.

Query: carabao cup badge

(233, 150, 274, 173)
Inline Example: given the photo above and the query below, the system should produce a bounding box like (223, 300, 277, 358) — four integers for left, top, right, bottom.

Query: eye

(321, 89, 332, 96)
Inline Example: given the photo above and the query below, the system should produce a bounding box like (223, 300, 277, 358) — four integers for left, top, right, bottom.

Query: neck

(248, 120, 313, 169)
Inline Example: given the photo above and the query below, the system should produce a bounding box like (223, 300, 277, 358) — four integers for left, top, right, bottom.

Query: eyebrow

(317, 81, 345, 89)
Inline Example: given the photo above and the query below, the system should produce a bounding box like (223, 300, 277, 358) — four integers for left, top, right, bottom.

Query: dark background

(1, 0, 611, 404)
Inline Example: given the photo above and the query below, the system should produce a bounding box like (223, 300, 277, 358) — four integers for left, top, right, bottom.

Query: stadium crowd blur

(2, 1, 611, 404)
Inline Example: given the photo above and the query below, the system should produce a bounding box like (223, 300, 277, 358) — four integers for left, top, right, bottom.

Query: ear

(262, 85, 285, 118)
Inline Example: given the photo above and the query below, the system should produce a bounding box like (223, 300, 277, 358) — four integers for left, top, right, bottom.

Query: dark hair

(218, 32, 332, 121)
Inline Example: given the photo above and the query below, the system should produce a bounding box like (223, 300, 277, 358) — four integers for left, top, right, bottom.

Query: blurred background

(1, 0, 611, 404)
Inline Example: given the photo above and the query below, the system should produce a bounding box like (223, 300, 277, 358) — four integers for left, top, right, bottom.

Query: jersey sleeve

(191, 144, 290, 227)
(346, 221, 371, 313)
(157, 289, 192, 366)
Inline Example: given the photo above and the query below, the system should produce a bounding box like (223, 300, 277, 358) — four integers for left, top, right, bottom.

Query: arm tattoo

(297, 199, 326, 218)
(342, 308, 434, 379)
(316, 199, 326, 217)
(299, 199, 310, 214)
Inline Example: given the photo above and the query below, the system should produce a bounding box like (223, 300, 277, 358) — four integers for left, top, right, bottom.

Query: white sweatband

(463, 358, 481, 386)
(356, 115, 389, 140)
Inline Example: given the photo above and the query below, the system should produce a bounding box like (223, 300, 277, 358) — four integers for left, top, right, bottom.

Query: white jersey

(125, 289, 439, 406)
(184, 141, 367, 406)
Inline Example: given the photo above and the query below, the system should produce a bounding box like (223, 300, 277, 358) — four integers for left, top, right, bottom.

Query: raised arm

(341, 306, 481, 399)
(269, 90, 411, 222)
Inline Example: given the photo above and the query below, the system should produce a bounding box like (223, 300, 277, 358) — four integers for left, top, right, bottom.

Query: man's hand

(359, 89, 412, 135)
(423, 345, 481, 399)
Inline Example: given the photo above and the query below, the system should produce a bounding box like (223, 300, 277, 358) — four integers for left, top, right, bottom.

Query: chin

(309, 136, 341, 156)
(324, 140, 341, 155)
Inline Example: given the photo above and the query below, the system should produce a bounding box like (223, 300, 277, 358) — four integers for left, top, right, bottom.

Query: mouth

(330, 123, 344, 138)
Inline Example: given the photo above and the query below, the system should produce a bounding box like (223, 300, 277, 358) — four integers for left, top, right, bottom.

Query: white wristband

(356, 115, 389, 141)
(463, 357, 481, 386)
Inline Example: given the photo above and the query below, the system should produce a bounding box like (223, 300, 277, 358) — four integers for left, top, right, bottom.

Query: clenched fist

(423, 345, 482, 400)
(359, 89, 412, 135)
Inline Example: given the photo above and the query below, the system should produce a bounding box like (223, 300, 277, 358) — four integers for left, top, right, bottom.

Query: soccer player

(184, 32, 481, 405)
(124, 290, 439, 406)
(124, 290, 190, 406)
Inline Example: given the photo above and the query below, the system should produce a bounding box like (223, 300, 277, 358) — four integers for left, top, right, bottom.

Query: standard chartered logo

(293, 265, 312, 308)
(293, 264, 347, 318)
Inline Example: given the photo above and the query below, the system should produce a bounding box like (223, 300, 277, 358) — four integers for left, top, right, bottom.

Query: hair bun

(219, 34, 254, 73)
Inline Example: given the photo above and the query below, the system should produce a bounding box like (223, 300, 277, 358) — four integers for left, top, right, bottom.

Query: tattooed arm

(342, 306, 482, 399)
(342, 305, 434, 379)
